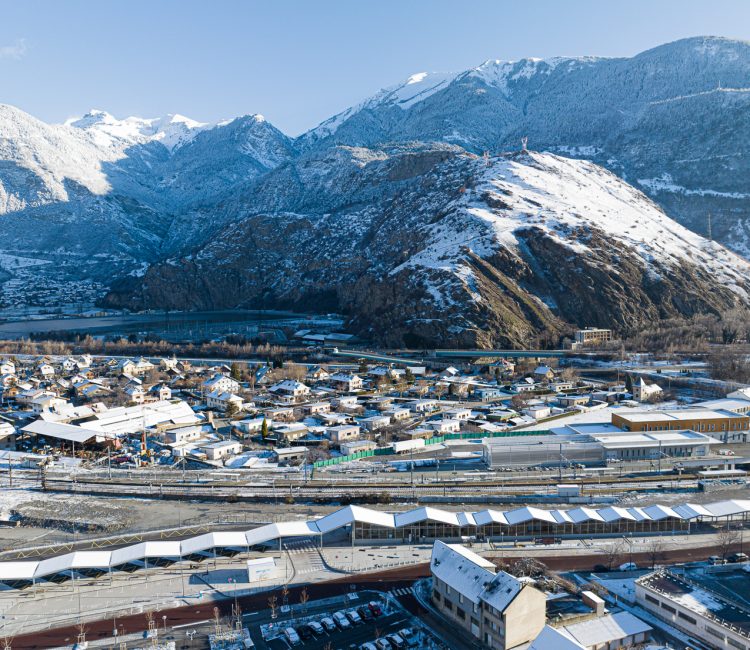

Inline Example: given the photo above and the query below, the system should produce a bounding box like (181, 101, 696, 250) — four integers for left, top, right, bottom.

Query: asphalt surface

(8, 541, 747, 649)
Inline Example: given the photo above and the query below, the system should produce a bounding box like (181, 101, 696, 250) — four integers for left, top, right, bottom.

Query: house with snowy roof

(430, 540, 546, 649)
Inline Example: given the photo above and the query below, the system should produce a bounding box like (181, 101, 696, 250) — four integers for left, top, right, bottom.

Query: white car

(333, 610, 351, 630)
(284, 627, 300, 646)
(346, 608, 362, 624)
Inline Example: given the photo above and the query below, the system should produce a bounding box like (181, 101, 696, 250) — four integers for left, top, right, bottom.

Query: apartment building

(430, 541, 546, 649)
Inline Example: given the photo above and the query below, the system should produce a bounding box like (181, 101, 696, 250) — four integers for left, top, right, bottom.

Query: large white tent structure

(1, 500, 748, 588)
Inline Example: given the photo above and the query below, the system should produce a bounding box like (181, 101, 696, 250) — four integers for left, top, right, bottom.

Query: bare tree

(645, 538, 668, 569)
(268, 594, 278, 619)
(299, 587, 309, 614)
(602, 539, 626, 571)
(717, 526, 741, 560)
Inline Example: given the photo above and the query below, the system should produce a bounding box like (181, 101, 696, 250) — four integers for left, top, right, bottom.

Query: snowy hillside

(2, 35, 750, 325)
(301, 36, 750, 256)
(108, 147, 750, 347)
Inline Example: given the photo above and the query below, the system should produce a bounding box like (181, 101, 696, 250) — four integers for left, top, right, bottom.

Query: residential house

(329, 373, 363, 392)
(326, 424, 361, 445)
(37, 363, 55, 379)
(306, 366, 330, 382)
(361, 414, 391, 431)
(206, 390, 243, 413)
(269, 380, 311, 402)
(427, 419, 461, 434)
(125, 385, 146, 404)
(340, 439, 377, 455)
(0, 421, 16, 450)
(199, 440, 241, 461)
(148, 384, 172, 401)
(333, 395, 359, 410)
(430, 541, 546, 650)
(203, 373, 241, 395)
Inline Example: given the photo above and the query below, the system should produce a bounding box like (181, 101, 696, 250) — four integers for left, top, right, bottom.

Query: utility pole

(707, 212, 713, 241)
(658, 440, 662, 474)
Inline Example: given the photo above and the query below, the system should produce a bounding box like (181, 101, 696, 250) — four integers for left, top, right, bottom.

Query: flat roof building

(611, 408, 749, 443)
(636, 569, 750, 650)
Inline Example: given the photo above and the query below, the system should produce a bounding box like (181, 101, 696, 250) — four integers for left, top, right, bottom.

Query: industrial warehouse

(1, 499, 749, 589)
(482, 425, 718, 469)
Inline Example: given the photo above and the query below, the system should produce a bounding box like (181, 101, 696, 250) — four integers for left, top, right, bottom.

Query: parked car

(386, 633, 406, 649)
(308, 621, 324, 636)
(284, 627, 300, 646)
(361, 644, 378, 650)
(375, 639, 392, 650)
(357, 605, 374, 621)
(728, 552, 749, 563)
(368, 601, 383, 616)
(708, 555, 726, 565)
(298, 625, 313, 641)
(321, 617, 336, 632)
(398, 628, 418, 647)
(346, 609, 363, 625)
(333, 611, 352, 630)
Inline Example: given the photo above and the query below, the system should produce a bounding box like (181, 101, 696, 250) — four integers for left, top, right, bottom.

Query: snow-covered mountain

(301, 36, 750, 256)
(0, 104, 294, 305)
(2, 35, 750, 339)
(106, 147, 750, 347)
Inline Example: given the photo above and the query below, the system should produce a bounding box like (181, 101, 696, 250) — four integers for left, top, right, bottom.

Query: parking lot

(254, 592, 443, 650)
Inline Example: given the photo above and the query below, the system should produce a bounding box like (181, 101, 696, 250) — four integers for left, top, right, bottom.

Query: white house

(427, 419, 461, 434)
(206, 390, 243, 412)
(37, 363, 55, 379)
(200, 440, 242, 461)
(125, 385, 145, 404)
(148, 384, 172, 401)
(524, 405, 551, 420)
(329, 373, 363, 392)
(361, 414, 391, 431)
(203, 373, 241, 395)
(269, 380, 311, 401)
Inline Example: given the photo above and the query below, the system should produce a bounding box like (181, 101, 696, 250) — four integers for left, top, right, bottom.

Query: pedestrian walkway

(386, 586, 415, 598)
(283, 539, 326, 576)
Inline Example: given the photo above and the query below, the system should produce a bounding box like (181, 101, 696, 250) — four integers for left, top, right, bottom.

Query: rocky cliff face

(106, 147, 750, 347)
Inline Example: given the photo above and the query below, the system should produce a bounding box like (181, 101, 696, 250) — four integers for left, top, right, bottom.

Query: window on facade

(661, 603, 676, 614)
(706, 627, 725, 640)
(456, 608, 465, 620)
(727, 638, 745, 650)
(678, 612, 696, 625)
(645, 594, 659, 605)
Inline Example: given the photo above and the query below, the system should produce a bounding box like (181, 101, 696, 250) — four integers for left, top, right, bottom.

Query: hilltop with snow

(1, 35, 750, 342)
(108, 147, 750, 347)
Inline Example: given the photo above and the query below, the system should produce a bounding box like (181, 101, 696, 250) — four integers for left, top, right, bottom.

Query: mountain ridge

(1, 35, 749, 340)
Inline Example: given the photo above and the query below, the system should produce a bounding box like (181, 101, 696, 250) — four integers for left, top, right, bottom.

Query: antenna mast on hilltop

(707, 212, 713, 241)
(521, 136, 528, 152)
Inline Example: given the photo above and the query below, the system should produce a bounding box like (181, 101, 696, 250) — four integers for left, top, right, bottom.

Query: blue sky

(1, 0, 749, 135)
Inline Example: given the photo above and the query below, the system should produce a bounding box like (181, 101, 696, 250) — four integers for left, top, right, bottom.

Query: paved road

(10, 539, 746, 649)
